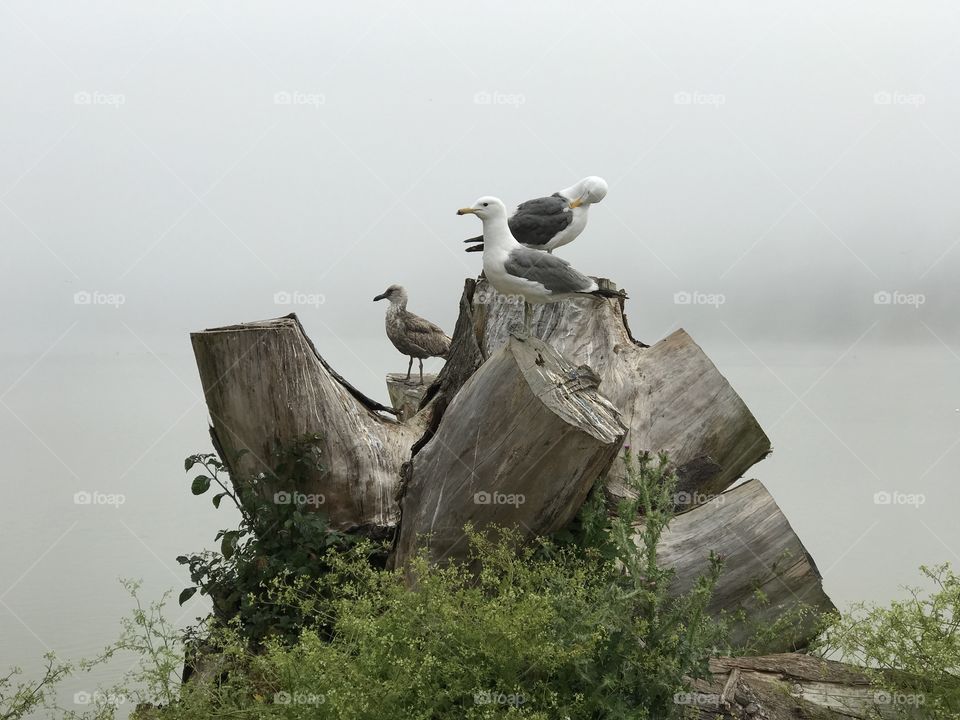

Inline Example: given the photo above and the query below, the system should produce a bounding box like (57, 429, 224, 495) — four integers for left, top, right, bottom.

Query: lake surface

(2, 336, 958, 717)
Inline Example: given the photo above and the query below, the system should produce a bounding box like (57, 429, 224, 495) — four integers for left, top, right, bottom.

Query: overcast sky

(4, 6, 960, 707)
(3, 0, 960, 370)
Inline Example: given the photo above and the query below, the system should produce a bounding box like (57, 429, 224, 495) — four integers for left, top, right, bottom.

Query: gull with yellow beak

(458, 196, 624, 333)
(463, 176, 607, 254)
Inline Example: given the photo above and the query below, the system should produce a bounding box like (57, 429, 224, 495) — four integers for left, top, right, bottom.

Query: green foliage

(0, 580, 185, 720)
(177, 439, 367, 645)
(816, 563, 960, 719)
(151, 449, 727, 718)
(1, 654, 75, 720)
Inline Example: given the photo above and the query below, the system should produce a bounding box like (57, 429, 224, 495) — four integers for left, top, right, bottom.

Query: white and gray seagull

(463, 176, 607, 254)
(373, 284, 451, 385)
(457, 196, 623, 333)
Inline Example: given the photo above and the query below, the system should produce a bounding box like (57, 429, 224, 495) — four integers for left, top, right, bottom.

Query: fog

(2, 1, 959, 715)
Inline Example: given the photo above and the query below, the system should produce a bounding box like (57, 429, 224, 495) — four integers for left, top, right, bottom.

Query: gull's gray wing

(403, 312, 452, 357)
(503, 246, 596, 294)
(508, 193, 572, 248)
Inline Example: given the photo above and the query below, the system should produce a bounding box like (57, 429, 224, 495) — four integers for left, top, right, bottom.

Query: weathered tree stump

(471, 278, 771, 509)
(393, 331, 626, 568)
(386, 373, 435, 421)
(643, 480, 836, 649)
(189, 276, 833, 655)
(191, 315, 422, 531)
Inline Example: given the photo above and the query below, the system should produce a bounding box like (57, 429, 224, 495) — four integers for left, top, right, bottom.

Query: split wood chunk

(393, 330, 627, 568)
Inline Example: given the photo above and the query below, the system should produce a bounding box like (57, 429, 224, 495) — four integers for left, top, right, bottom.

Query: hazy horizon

(2, 2, 960, 716)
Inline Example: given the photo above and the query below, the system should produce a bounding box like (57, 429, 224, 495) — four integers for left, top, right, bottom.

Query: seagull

(457, 197, 624, 332)
(464, 176, 608, 254)
(373, 284, 451, 385)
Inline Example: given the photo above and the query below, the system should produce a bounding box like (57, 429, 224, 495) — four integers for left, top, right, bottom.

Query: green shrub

(155, 449, 728, 719)
(816, 563, 960, 719)
(177, 437, 367, 645)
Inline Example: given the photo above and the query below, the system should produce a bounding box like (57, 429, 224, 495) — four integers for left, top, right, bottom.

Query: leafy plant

(816, 563, 960, 718)
(177, 437, 369, 645)
(153, 449, 728, 718)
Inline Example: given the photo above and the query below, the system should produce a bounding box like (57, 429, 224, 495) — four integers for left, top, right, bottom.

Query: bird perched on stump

(464, 176, 608, 254)
(458, 197, 624, 334)
(373, 284, 451, 385)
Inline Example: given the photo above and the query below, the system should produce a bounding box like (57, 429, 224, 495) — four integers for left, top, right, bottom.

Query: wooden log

(190, 315, 423, 531)
(644, 479, 836, 650)
(386, 373, 436, 421)
(470, 278, 771, 509)
(684, 653, 931, 719)
(393, 330, 627, 568)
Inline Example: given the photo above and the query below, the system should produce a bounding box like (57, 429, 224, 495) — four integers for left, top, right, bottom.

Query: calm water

(1, 336, 958, 717)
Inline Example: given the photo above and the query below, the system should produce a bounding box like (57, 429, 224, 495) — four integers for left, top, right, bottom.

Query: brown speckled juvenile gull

(373, 284, 451, 385)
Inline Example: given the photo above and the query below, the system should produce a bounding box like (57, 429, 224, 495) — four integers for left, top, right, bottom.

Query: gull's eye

(482, 202, 488, 207)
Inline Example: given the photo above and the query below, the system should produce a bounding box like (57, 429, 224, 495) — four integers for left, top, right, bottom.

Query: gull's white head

(564, 176, 608, 208)
(456, 196, 508, 221)
(373, 284, 408, 305)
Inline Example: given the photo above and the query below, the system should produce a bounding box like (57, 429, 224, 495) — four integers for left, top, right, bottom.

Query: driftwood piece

(386, 374, 435, 421)
(471, 278, 771, 509)
(684, 653, 930, 719)
(191, 315, 423, 531)
(393, 330, 626, 568)
(645, 480, 836, 650)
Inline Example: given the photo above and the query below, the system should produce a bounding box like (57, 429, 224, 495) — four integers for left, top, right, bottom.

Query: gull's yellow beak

(457, 207, 477, 215)
(569, 198, 583, 209)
